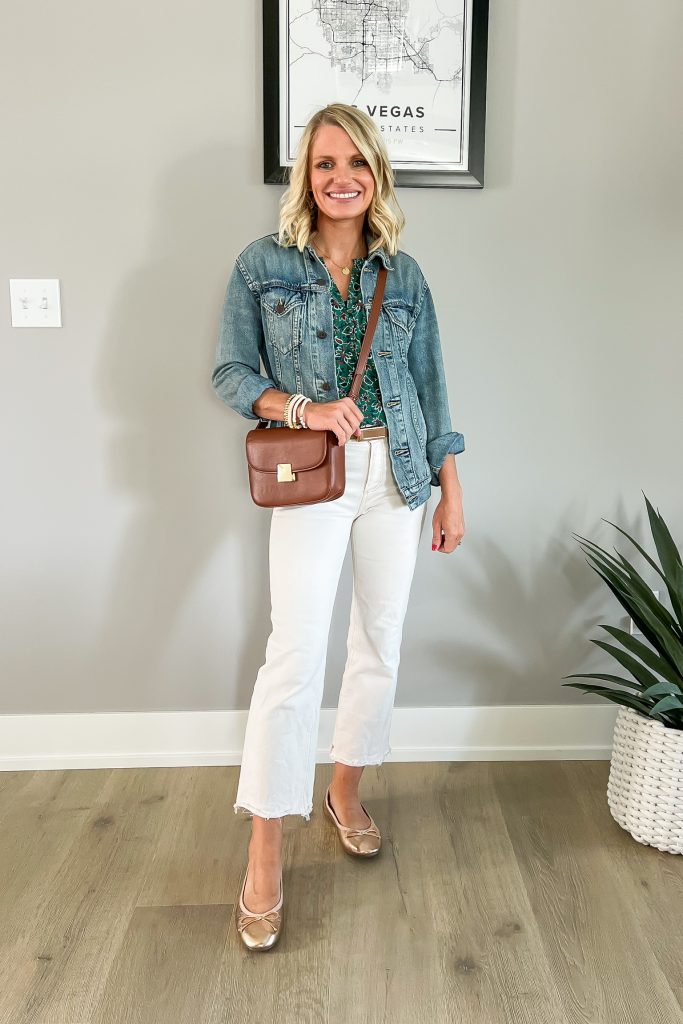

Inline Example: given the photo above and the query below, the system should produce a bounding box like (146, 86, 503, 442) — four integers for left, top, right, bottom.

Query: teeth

(329, 191, 359, 199)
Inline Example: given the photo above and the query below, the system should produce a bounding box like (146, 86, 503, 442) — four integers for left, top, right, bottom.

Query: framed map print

(263, 0, 489, 188)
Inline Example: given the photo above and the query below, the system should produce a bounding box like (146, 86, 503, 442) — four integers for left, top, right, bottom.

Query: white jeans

(233, 435, 428, 820)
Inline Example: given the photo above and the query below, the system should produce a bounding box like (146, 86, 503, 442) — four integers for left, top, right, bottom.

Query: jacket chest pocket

(261, 286, 305, 357)
(382, 301, 415, 359)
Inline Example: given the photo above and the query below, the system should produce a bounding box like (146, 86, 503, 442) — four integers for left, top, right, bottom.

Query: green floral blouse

(329, 258, 387, 428)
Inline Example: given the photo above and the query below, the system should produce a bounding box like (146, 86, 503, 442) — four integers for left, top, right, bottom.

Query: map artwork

(281, 0, 470, 171)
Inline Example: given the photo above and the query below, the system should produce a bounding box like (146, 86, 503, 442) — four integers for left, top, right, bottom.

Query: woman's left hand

(432, 490, 465, 553)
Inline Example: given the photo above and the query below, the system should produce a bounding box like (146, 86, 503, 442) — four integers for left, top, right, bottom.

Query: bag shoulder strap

(348, 265, 387, 403)
(257, 263, 388, 426)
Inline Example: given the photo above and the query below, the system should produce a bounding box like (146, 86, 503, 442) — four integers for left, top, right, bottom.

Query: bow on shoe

(342, 822, 381, 839)
(237, 909, 281, 934)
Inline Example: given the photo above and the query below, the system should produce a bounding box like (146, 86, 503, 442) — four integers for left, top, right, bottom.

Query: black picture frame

(263, 0, 489, 189)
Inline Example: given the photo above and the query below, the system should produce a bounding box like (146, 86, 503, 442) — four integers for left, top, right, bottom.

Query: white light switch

(9, 279, 62, 327)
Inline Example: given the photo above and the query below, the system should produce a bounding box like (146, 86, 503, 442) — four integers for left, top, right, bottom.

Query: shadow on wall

(92, 144, 276, 707)
(398, 493, 649, 707)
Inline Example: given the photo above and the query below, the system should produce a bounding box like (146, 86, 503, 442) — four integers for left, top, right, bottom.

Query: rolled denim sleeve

(407, 278, 465, 488)
(212, 258, 279, 420)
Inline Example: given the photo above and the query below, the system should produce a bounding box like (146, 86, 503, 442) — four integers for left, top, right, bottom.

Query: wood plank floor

(1, 761, 682, 1024)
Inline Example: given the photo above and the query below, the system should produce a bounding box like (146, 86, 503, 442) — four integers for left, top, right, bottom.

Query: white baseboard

(0, 705, 616, 770)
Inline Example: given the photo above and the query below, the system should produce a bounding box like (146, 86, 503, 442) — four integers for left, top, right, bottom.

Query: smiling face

(308, 123, 376, 227)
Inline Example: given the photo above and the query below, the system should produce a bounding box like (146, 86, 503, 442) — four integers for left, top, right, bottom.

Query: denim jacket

(212, 229, 465, 511)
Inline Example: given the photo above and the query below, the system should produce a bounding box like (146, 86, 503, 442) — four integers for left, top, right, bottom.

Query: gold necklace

(312, 237, 366, 276)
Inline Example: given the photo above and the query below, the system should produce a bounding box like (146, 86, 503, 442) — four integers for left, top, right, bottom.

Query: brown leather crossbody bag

(245, 265, 388, 508)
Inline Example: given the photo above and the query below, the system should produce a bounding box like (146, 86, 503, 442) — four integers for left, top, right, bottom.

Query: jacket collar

(270, 226, 393, 271)
(362, 226, 393, 270)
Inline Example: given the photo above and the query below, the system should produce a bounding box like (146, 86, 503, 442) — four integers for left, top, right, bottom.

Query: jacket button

(317, 329, 327, 338)
(275, 300, 285, 313)
(315, 277, 327, 285)
(321, 382, 331, 391)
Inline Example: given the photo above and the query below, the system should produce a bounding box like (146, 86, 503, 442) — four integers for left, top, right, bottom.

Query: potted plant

(562, 492, 683, 854)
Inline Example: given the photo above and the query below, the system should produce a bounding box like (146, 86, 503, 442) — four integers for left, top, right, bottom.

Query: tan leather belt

(349, 425, 388, 440)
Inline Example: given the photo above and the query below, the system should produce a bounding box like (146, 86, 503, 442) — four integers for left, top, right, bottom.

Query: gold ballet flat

(323, 785, 382, 857)
(235, 863, 283, 951)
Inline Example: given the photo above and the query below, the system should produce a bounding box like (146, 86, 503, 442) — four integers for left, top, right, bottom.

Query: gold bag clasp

(277, 463, 296, 482)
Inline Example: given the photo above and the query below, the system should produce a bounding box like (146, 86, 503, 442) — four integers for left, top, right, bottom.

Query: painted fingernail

(432, 543, 437, 551)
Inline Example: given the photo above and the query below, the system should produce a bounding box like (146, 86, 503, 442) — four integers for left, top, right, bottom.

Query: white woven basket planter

(607, 705, 683, 855)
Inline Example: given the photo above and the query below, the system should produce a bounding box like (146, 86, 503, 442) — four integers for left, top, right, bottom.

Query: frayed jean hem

(328, 747, 392, 766)
(233, 801, 313, 822)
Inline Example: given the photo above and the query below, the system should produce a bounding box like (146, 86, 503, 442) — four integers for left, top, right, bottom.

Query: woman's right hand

(304, 398, 363, 445)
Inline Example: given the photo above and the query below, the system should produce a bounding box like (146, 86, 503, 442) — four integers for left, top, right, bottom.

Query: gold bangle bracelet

(283, 393, 296, 426)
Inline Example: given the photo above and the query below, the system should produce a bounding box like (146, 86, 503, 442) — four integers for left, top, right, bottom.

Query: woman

(212, 102, 465, 951)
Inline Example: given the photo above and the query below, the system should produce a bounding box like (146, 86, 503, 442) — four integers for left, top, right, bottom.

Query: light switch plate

(9, 279, 62, 327)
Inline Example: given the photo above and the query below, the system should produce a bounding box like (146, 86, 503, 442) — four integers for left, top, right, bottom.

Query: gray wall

(1, 0, 681, 715)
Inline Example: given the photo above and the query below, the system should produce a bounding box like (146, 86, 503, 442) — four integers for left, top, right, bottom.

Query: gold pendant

(342, 266, 350, 275)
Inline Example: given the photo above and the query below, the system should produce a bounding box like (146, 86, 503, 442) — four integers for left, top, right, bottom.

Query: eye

(314, 158, 367, 169)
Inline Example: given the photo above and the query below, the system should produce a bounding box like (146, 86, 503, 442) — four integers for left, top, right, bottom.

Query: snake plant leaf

(650, 694, 683, 715)
(572, 532, 626, 575)
(573, 539, 640, 600)
(578, 554, 664, 651)
(561, 681, 653, 714)
(585, 562, 665, 656)
(561, 671, 644, 691)
(643, 492, 683, 581)
(640, 680, 683, 698)
(573, 539, 633, 594)
(576, 546, 683, 677)
(589, 638, 661, 691)
(611, 548, 682, 637)
(598, 624, 683, 688)
(576, 534, 668, 628)
(589, 687, 679, 728)
(642, 491, 683, 629)
(603, 505, 683, 631)
(573, 540, 671, 636)
(617, 592, 683, 677)
(672, 560, 683, 632)
(568, 497, 683, 729)
(600, 517, 666, 581)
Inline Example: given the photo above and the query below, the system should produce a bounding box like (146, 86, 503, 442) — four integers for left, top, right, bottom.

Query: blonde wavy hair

(277, 103, 406, 256)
